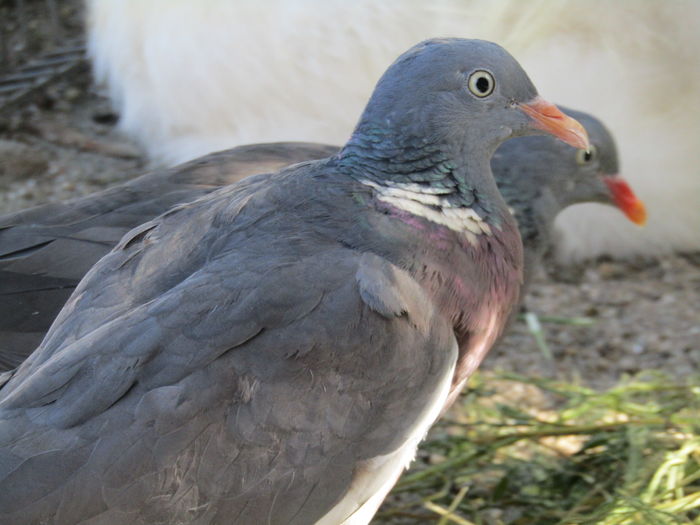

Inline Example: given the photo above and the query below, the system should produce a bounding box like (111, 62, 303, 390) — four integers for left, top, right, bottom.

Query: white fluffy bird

(87, 0, 700, 261)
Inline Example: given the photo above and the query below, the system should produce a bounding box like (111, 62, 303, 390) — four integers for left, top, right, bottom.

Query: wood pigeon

(0, 113, 644, 372)
(0, 143, 339, 370)
(0, 39, 588, 524)
(491, 107, 646, 292)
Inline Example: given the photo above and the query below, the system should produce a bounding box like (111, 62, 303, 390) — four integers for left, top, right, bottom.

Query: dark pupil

(583, 151, 592, 162)
(475, 76, 490, 93)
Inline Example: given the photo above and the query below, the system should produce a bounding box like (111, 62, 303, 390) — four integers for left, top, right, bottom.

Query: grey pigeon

(0, 112, 643, 371)
(0, 39, 589, 525)
(0, 142, 338, 369)
(492, 107, 646, 292)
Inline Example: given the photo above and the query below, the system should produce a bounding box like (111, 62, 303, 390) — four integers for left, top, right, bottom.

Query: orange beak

(519, 96, 590, 151)
(602, 175, 647, 225)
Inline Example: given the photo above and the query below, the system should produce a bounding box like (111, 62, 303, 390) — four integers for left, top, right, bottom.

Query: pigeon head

(343, 38, 589, 166)
(566, 109, 646, 225)
(494, 108, 646, 226)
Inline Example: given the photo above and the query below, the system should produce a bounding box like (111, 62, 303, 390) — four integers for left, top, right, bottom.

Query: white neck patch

(361, 179, 494, 245)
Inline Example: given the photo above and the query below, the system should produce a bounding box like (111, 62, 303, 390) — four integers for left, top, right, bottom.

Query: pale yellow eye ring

(576, 145, 598, 165)
(467, 70, 495, 98)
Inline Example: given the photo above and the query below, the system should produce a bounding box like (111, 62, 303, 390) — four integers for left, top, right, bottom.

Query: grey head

(492, 107, 646, 290)
(340, 38, 589, 187)
(494, 107, 645, 242)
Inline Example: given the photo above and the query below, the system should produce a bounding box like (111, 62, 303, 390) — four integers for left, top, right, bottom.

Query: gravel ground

(491, 255, 699, 389)
(0, 10, 697, 391)
(0, 73, 143, 213)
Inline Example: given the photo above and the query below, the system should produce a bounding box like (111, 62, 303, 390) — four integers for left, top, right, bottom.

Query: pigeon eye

(575, 145, 598, 165)
(467, 70, 495, 98)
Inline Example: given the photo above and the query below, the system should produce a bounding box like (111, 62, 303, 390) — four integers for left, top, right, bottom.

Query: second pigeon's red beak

(519, 96, 590, 151)
(603, 175, 647, 225)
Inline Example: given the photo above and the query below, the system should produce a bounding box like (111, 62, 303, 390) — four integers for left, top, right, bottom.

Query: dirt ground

(0, 2, 698, 391)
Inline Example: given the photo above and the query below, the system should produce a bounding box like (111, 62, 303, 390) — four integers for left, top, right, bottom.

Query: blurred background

(1, 1, 699, 523)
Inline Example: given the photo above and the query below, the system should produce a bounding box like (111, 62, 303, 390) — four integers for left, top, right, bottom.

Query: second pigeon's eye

(576, 145, 598, 165)
(467, 70, 495, 97)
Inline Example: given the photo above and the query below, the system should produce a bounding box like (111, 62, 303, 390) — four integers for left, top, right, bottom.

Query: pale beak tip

(603, 175, 647, 226)
(571, 124, 591, 151)
(519, 96, 590, 150)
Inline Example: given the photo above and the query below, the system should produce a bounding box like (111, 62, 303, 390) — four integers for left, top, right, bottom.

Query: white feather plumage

(86, 0, 700, 260)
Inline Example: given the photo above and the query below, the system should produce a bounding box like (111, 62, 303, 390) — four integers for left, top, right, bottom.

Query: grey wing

(0, 246, 456, 524)
(0, 142, 338, 370)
